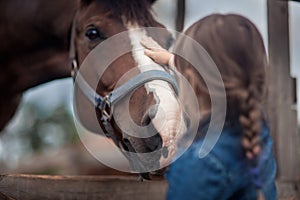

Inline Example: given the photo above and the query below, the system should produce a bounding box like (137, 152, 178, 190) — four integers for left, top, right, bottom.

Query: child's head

(175, 14, 267, 118)
(174, 14, 268, 195)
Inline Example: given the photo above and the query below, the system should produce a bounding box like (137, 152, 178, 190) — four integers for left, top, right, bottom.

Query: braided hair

(174, 14, 268, 199)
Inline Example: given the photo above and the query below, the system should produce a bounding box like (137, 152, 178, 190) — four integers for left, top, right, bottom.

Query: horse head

(73, 0, 187, 177)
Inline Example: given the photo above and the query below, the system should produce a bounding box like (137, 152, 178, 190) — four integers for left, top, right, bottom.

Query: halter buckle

(98, 95, 113, 121)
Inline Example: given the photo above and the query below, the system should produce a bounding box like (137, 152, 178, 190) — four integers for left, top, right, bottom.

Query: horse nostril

(162, 146, 169, 158)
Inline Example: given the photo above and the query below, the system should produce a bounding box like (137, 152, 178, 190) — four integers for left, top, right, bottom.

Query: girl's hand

(141, 37, 173, 66)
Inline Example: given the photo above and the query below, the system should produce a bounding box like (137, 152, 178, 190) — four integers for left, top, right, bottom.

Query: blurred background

(0, 0, 299, 176)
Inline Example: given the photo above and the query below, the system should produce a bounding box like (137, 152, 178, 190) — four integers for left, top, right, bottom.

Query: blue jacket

(166, 117, 277, 200)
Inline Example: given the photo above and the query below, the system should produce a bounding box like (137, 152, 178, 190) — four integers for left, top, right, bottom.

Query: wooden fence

(0, 175, 167, 200)
(0, 174, 300, 199)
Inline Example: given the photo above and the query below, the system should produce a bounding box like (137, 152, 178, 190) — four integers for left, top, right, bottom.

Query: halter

(69, 14, 179, 147)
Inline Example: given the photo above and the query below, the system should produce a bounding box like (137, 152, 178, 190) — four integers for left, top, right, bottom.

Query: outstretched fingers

(141, 36, 173, 65)
(140, 36, 165, 51)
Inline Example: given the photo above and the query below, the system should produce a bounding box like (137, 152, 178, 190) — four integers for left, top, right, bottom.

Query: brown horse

(1, 0, 187, 177)
(73, 0, 187, 177)
(0, 0, 79, 130)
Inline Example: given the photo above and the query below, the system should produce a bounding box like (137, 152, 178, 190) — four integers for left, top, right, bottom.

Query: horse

(0, 0, 79, 130)
(1, 0, 188, 178)
(72, 0, 188, 178)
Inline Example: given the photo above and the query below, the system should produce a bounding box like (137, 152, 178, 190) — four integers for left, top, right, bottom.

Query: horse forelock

(80, 0, 155, 26)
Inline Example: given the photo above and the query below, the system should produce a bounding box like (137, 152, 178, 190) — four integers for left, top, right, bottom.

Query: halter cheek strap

(69, 11, 79, 79)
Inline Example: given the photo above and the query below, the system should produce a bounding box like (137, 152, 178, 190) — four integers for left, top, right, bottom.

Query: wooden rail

(0, 175, 167, 200)
(0, 175, 299, 199)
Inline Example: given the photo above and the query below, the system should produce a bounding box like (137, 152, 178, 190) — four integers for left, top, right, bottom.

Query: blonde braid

(239, 91, 262, 160)
(238, 86, 265, 200)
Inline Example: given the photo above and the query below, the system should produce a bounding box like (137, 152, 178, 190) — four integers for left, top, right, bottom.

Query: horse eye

(85, 28, 106, 41)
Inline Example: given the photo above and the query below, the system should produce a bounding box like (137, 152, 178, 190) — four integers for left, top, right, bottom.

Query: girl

(142, 14, 277, 200)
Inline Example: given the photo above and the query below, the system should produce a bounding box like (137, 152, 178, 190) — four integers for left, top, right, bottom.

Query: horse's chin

(150, 167, 168, 178)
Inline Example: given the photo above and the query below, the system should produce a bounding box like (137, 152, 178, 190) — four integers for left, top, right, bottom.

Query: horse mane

(81, 0, 156, 26)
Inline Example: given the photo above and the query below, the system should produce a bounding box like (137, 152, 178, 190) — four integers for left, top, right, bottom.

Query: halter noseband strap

(76, 69, 179, 121)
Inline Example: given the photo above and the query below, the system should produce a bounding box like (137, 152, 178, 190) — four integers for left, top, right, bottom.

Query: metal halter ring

(97, 95, 113, 121)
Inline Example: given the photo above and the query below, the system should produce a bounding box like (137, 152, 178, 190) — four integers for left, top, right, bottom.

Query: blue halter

(75, 69, 179, 120)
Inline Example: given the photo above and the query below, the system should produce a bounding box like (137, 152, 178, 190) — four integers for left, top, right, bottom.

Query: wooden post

(176, 0, 185, 32)
(267, 0, 299, 181)
(292, 78, 297, 105)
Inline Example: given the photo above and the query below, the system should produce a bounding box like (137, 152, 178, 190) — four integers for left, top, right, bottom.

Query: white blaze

(126, 23, 187, 162)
